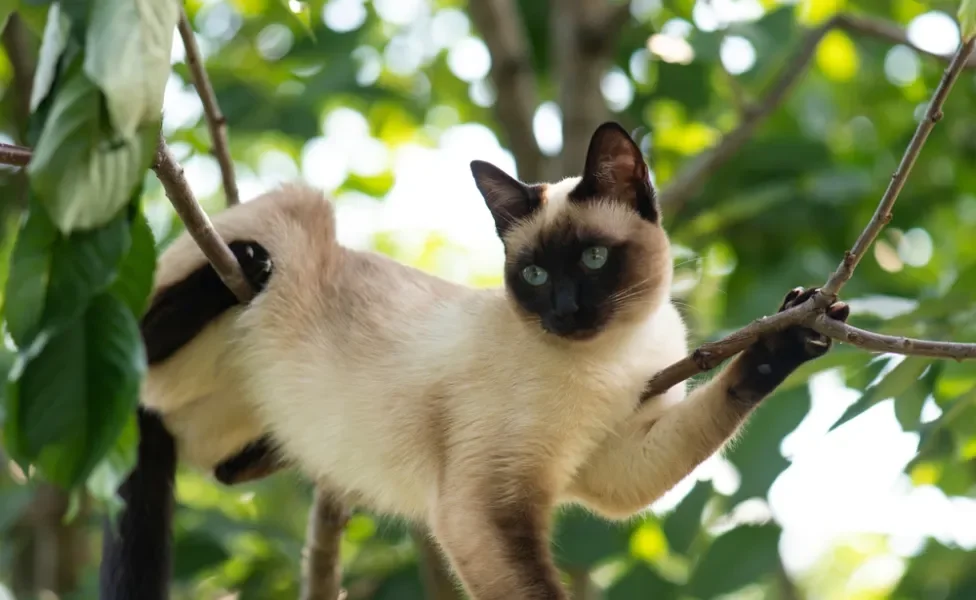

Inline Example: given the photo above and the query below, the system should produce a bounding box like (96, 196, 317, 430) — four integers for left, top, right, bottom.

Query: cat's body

(102, 123, 849, 600)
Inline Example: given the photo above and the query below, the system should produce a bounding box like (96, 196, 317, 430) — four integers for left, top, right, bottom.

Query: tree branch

(467, 0, 547, 182)
(659, 14, 976, 214)
(151, 139, 253, 302)
(643, 36, 976, 401)
(301, 488, 350, 600)
(177, 10, 239, 206)
(0, 143, 32, 167)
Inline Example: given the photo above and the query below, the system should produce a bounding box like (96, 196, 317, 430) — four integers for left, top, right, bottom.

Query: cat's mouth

(540, 316, 603, 341)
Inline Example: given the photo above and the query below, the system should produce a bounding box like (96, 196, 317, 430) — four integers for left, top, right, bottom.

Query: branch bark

(301, 488, 351, 600)
(643, 36, 976, 401)
(467, 0, 547, 182)
(177, 10, 239, 206)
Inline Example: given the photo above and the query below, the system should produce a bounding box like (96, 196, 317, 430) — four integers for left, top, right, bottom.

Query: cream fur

(143, 182, 761, 599)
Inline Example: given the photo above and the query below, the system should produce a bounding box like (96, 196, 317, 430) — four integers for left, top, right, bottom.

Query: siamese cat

(100, 122, 849, 600)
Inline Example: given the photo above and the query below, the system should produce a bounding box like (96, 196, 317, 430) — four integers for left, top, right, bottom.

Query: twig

(0, 143, 32, 167)
(300, 487, 351, 600)
(152, 139, 253, 301)
(177, 10, 239, 206)
(659, 14, 976, 214)
(821, 38, 976, 296)
(467, 0, 547, 182)
(643, 36, 976, 401)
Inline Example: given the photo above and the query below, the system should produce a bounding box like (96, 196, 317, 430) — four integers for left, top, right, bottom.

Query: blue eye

(521, 265, 549, 286)
(581, 246, 609, 269)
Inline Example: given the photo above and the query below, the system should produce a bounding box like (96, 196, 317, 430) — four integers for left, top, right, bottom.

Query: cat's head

(471, 122, 671, 342)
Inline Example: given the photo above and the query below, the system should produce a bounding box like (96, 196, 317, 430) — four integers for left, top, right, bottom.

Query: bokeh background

(3, 0, 976, 598)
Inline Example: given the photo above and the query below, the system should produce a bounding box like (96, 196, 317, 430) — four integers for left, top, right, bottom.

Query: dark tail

(99, 407, 177, 600)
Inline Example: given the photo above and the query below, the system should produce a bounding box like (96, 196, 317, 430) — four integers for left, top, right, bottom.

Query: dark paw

(228, 241, 274, 294)
(729, 287, 849, 406)
(775, 287, 850, 360)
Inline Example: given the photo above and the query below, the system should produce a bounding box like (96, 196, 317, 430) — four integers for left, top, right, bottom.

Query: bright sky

(158, 0, 976, 589)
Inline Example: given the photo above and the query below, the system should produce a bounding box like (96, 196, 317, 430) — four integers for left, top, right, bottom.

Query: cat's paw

(229, 240, 274, 294)
(773, 286, 850, 361)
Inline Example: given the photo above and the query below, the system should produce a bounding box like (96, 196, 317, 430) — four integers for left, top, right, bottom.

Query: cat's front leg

(431, 471, 567, 600)
(568, 287, 849, 518)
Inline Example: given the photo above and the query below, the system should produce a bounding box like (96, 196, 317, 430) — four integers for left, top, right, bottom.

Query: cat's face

(471, 122, 671, 341)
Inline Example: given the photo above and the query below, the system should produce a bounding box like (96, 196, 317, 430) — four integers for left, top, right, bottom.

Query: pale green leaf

(84, 0, 180, 137)
(109, 209, 157, 318)
(27, 69, 157, 233)
(832, 357, 934, 431)
(960, 0, 976, 42)
(29, 3, 72, 113)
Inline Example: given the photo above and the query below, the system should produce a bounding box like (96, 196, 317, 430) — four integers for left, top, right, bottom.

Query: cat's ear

(572, 122, 658, 223)
(470, 160, 543, 238)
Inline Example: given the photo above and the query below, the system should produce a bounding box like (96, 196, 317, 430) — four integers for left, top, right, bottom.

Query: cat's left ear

(572, 122, 658, 223)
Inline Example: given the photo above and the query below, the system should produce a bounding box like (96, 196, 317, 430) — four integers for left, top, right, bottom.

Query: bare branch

(644, 36, 976, 401)
(0, 143, 32, 167)
(821, 38, 976, 296)
(152, 138, 253, 302)
(177, 10, 240, 206)
(810, 316, 976, 360)
(468, 0, 547, 182)
(301, 488, 351, 600)
(837, 14, 976, 69)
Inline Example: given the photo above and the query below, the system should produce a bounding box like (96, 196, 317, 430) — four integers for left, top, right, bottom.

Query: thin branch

(468, 0, 547, 182)
(821, 38, 976, 296)
(659, 14, 976, 214)
(177, 10, 240, 206)
(152, 139, 253, 302)
(0, 143, 32, 167)
(301, 488, 350, 600)
(643, 36, 976, 401)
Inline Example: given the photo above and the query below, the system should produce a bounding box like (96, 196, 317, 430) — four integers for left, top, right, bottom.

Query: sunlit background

(3, 0, 976, 597)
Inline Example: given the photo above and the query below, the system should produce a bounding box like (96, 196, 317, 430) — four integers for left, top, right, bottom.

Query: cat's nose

(552, 280, 579, 316)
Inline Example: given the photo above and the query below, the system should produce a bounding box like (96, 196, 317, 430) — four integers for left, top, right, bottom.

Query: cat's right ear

(470, 160, 543, 238)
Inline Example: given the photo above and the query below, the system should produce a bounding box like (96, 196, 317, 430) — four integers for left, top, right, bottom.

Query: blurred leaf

(173, 530, 231, 580)
(83, 0, 179, 137)
(0, 487, 33, 535)
(960, 0, 976, 42)
(685, 523, 781, 598)
(371, 564, 426, 600)
(726, 387, 810, 504)
(29, 2, 72, 113)
(662, 480, 712, 555)
(27, 67, 157, 233)
(552, 505, 630, 569)
(5, 292, 145, 487)
(607, 562, 677, 600)
(832, 357, 933, 431)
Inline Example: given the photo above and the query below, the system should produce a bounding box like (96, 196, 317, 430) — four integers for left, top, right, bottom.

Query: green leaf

(960, 0, 976, 42)
(831, 357, 934, 431)
(109, 208, 157, 318)
(685, 523, 781, 598)
(662, 480, 712, 555)
(4, 204, 130, 348)
(28, 2, 71, 113)
(0, 0, 16, 31)
(607, 562, 677, 600)
(173, 530, 231, 580)
(0, 487, 33, 535)
(83, 0, 180, 137)
(27, 67, 157, 233)
(552, 505, 631, 569)
(6, 292, 145, 487)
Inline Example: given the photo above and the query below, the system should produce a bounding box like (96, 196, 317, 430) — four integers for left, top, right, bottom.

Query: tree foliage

(1, 0, 976, 599)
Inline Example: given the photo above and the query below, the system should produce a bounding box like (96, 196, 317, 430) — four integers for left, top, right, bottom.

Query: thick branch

(643, 36, 976, 400)
(152, 139, 253, 302)
(177, 11, 240, 206)
(821, 37, 976, 296)
(468, 0, 547, 182)
(659, 14, 976, 213)
(300, 488, 350, 600)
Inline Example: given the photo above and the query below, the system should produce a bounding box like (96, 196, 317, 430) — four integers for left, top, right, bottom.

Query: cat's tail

(99, 407, 177, 600)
